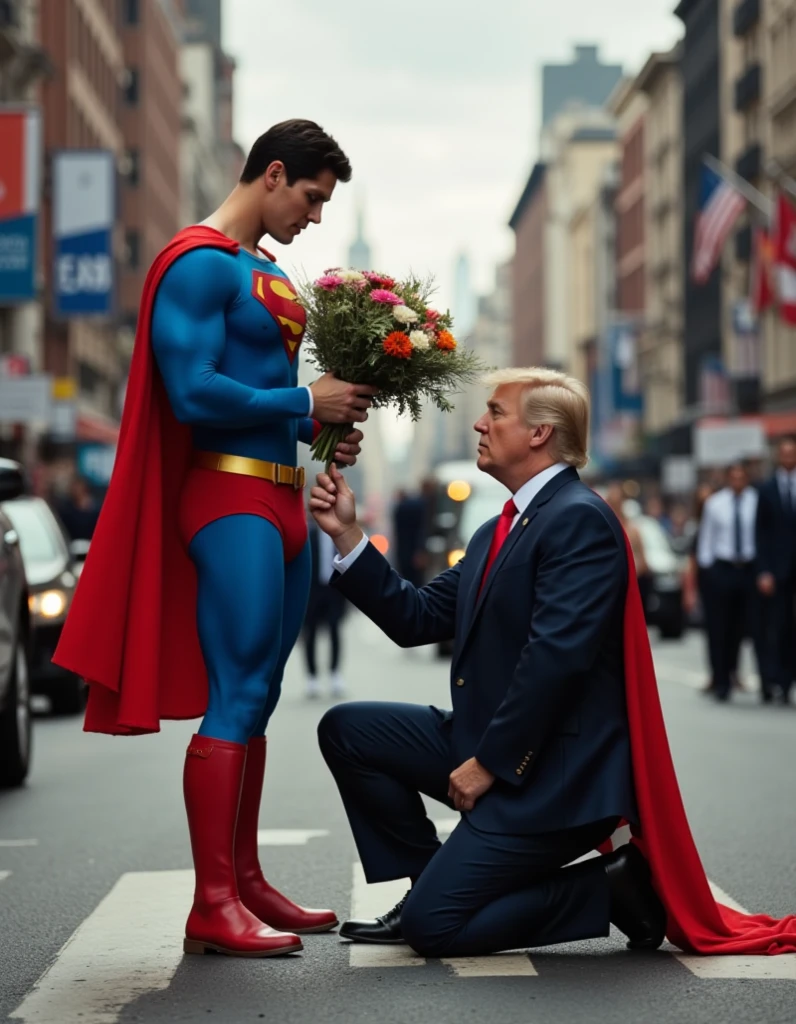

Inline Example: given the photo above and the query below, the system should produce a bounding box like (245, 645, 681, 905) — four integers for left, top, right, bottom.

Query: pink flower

(425, 308, 441, 321)
(316, 274, 344, 290)
(370, 289, 403, 305)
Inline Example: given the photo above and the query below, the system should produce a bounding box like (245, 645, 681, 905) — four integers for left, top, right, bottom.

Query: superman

(54, 120, 377, 959)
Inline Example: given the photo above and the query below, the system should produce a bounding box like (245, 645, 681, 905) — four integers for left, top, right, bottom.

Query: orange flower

(383, 331, 413, 359)
(436, 330, 456, 351)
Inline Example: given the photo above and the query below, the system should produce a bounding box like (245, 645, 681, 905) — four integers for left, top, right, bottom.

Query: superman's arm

(151, 249, 311, 428)
(298, 418, 322, 445)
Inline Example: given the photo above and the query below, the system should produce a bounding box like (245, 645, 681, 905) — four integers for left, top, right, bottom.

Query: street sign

(0, 374, 52, 424)
(694, 419, 767, 467)
(52, 150, 116, 317)
(0, 107, 42, 303)
(77, 442, 116, 485)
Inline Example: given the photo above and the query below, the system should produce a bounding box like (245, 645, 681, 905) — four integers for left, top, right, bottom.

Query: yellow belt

(192, 451, 306, 490)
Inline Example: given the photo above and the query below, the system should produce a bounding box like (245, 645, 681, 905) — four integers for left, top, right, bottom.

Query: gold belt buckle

(294, 466, 305, 490)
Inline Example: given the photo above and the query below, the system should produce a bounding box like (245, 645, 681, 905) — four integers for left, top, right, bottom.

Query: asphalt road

(1, 618, 795, 1024)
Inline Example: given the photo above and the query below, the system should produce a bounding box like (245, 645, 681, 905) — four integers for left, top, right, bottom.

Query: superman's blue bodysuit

(152, 245, 316, 745)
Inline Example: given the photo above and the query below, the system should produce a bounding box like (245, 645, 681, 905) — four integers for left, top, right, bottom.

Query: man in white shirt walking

(697, 463, 760, 702)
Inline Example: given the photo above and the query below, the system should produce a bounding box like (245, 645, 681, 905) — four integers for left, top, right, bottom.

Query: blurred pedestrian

(683, 482, 719, 692)
(697, 463, 761, 702)
(55, 476, 100, 542)
(605, 482, 651, 610)
(755, 436, 796, 705)
(303, 517, 348, 700)
(644, 494, 672, 534)
(392, 487, 427, 588)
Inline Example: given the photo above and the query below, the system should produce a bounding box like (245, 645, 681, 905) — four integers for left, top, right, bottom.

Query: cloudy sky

(224, 0, 682, 320)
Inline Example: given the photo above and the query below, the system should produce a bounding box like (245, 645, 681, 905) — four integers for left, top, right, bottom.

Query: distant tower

(453, 252, 477, 338)
(347, 195, 372, 270)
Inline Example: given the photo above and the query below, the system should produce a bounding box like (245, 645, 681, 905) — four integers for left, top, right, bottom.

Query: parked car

(0, 459, 32, 787)
(423, 461, 507, 657)
(633, 514, 686, 639)
(0, 496, 86, 714)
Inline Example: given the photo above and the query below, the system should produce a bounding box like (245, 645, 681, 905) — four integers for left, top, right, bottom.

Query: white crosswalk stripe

(8, 848, 796, 1022)
(257, 829, 330, 846)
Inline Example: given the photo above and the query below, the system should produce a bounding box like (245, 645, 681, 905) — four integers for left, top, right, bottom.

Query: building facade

(119, 0, 182, 344)
(676, 0, 724, 416)
(40, 0, 126, 438)
(541, 45, 623, 153)
(637, 47, 685, 438)
(509, 163, 547, 367)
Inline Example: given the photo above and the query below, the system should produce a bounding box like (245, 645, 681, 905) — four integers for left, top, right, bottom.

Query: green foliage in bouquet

(299, 268, 486, 467)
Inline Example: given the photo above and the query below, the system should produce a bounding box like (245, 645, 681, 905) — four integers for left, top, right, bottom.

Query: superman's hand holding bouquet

(300, 269, 483, 468)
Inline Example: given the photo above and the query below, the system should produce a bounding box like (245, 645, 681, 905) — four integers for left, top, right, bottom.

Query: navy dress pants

(318, 701, 617, 958)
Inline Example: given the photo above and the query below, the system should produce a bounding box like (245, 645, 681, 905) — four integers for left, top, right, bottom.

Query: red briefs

(178, 467, 308, 562)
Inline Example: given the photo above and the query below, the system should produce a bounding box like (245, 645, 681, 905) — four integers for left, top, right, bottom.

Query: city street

(1, 617, 795, 1024)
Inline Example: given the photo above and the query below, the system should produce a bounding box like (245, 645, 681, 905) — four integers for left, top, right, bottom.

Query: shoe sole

(338, 933, 405, 945)
(183, 939, 304, 957)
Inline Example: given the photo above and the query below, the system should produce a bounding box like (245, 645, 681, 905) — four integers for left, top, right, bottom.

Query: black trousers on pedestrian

(318, 701, 617, 958)
(302, 586, 345, 676)
(768, 573, 796, 699)
(710, 562, 758, 699)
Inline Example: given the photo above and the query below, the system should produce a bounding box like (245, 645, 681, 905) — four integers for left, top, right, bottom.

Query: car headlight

(29, 589, 68, 619)
(447, 548, 465, 567)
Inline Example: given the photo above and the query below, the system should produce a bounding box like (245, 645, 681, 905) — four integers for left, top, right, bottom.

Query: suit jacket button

(455, 678, 465, 687)
(515, 768, 523, 775)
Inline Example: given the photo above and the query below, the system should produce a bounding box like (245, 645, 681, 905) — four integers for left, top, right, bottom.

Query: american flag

(691, 162, 747, 285)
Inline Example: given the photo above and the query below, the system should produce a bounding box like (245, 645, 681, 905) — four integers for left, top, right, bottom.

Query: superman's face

(261, 164, 337, 245)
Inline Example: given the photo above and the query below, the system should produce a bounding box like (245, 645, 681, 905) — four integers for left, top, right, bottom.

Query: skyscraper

(347, 196, 372, 270)
(542, 45, 623, 129)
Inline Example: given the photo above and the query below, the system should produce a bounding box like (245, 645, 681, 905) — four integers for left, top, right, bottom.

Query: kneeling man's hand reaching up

(448, 758, 495, 812)
(310, 464, 364, 556)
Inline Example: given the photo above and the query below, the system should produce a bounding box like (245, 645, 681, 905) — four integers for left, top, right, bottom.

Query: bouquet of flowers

(300, 267, 484, 468)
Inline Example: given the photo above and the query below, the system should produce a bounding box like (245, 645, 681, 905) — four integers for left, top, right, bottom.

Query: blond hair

(483, 367, 590, 470)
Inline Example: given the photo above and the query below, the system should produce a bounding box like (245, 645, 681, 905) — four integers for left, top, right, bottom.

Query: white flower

(393, 305, 419, 325)
(337, 269, 366, 283)
(409, 330, 431, 350)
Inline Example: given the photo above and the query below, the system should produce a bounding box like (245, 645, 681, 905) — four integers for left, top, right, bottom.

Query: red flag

(773, 191, 796, 325)
(750, 226, 774, 315)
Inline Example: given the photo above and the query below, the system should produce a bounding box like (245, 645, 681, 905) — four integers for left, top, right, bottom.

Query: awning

(76, 412, 120, 445)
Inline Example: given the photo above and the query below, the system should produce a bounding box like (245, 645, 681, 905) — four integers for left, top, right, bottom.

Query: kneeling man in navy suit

(310, 368, 665, 958)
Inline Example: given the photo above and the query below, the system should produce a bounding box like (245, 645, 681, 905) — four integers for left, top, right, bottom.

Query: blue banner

(0, 212, 37, 302)
(54, 228, 114, 316)
(52, 150, 116, 318)
(77, 443, 116, 486)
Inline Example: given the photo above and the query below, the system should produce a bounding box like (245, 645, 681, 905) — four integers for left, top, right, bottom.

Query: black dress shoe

(339, 891, 409, 944)
(603, 845, 666, 950)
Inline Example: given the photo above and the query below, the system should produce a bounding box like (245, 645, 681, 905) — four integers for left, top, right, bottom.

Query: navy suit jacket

(334, 467, 638, 835)
(755, 476, 796, 581)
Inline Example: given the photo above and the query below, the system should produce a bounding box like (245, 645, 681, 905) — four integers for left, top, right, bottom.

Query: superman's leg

(192, 514, 284, 743)
(180, 514, 302, 956)
(236, 540, 339, 932)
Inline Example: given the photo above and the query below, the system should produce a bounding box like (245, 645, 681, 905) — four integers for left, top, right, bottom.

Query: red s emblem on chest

(251, 271, 307, 363)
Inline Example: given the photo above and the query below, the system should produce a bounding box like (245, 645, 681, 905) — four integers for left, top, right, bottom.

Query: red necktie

(478, 498, 517, 594)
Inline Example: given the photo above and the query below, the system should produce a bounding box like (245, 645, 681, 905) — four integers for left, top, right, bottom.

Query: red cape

(53, 227, 242, 735)
(621, 534, 796, 955)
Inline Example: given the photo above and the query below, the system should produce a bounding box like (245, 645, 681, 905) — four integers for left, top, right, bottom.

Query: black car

(0, 496, 86, 714)
(0, 459, 32, 787)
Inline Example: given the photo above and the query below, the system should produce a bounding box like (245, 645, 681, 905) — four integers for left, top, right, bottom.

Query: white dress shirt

(316, 527, 337, 585)
(776, 468, 796, 511)
(696, 486, 758, 568)
(333, 463, 570, 575)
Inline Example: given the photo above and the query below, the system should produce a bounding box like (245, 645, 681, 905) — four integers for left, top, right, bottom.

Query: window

(125, 67, 139, 106)
(126, 230, 141, 269)
(124, 0, 140, 24)
(126, 148, 140, 187)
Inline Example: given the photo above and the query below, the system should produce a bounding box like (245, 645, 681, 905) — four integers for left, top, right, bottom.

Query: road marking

(0, 839, 38, 847)
(347, 862, 425, 968)
(10, 870, 192, 1024)
(441, 954, 537, 977)
(675, 882, 796, 979)
(257, 829, 330, 846)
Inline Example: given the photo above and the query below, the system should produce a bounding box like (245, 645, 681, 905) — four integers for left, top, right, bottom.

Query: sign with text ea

(0, 107, 42, 303)
(52, 150, 115, 317)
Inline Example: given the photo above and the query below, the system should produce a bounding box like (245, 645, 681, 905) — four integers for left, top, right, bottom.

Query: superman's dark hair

(240, 120, 352, 185)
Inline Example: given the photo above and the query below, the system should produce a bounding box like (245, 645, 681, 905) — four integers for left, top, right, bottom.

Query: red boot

(236, 736, 339, 934)
(183, 734, 303, 957)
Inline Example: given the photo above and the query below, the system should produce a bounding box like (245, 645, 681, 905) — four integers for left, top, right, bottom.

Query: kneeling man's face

(474, 383, 531, 478)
